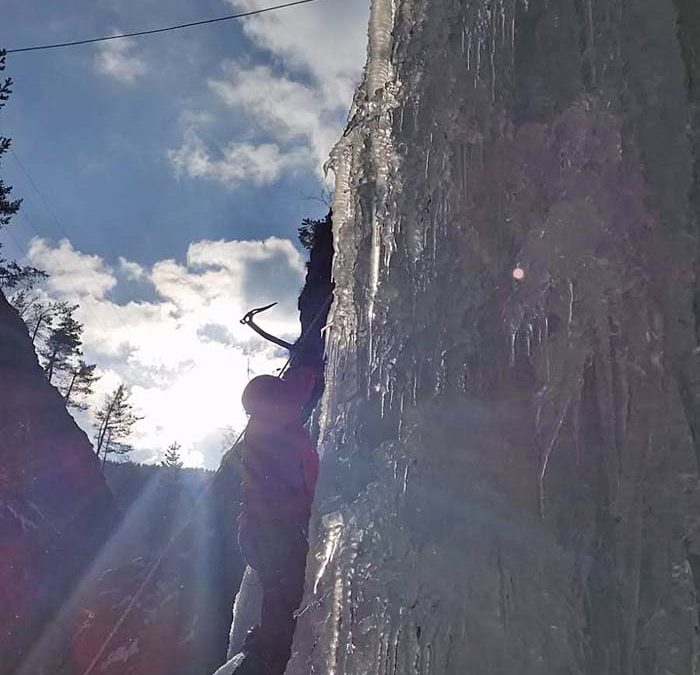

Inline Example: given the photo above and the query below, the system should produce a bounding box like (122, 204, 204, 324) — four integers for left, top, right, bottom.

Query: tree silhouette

(11, 293, 66, 345)
(61, 360, 98, 410)
(41, 303, 81, 383)
(297, 216, 328, 250)
(94, 384, 141, 466)
(0, 49, 45, 289)
(12, 293, 100, 407)
(161, 442, 184, 469)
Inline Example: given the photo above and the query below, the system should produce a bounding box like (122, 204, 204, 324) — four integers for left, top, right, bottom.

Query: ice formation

(284, 0, 700, 673)
(226, 566, 263, 660)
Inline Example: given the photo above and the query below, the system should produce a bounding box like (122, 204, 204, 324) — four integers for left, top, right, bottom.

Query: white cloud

(168, 0, 370, 186)
(28, 238, 117, 299)
(118, 257, 145, 280)
(210, 64, 320, 138)
(26, 237, 306, 469)
(209, 63, 339, 170)
(227, 0, 370, 104)
(94, 37, 147, 84)
(168, 128, 306, 187)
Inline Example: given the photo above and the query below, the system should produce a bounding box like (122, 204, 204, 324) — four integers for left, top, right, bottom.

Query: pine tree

(29, 299, 64, 346)
(161, 442, 184, 469)
(12, 294, 69, 345)
(41, 303, 81, 383)
(94, 384, 141, 466)
(297, 216, 327, 250)
(0, 49, 44, 289)
(61, 360, 99, 410)
(12, 293, 99, 407)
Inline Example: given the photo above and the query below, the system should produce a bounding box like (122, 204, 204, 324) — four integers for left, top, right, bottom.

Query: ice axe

(240, 302, 295, 351)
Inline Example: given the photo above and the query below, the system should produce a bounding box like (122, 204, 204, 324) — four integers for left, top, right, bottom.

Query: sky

(0, 0, 370, 468)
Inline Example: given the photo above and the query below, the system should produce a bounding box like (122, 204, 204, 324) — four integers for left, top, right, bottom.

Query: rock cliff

(0, 289, 114, 674)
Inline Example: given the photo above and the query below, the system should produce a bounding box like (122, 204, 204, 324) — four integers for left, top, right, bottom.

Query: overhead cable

(6, 0, 326, 54)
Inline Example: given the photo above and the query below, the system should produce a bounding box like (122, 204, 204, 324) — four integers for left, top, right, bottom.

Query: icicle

(500, 0, 506, 46)
(568, 280, 575, 336)
(327, 561, 345, 675)
(315, 512, 344, 595)
(368, 213, 381, 330)
(328, 138, 354, 235)
(538, 397, 572, 519)
(585, 0, 597, 86)
(490, 5, 497, 103)
(436, 349, 448, 394)
(476, 35, 482, 76)
(366, 0, 396, 97)
(544, 314, 551, 381)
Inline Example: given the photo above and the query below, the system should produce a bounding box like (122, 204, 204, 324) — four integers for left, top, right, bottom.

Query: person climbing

(233, 354, 321, 675)
(231, 214, 333, 674)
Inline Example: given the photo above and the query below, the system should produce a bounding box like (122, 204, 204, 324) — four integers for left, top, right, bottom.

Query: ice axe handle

(240, 302, 295, 351)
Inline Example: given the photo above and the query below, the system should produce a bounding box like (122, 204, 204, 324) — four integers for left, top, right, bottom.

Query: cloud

(94, 37, 147, 83)
(209, 63, 339, 170)
(28, 238, 117, 299)
(226, 0, 369, 104)
(25, 236, 306, 469)
(168, 129, 306, 187)
(167, 0, 369, 186)
(119, 257, 145, 281)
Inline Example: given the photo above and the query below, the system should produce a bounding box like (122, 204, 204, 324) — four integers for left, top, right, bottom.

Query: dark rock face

(0, 290, 114, 674)
(0, 288, 245, 675)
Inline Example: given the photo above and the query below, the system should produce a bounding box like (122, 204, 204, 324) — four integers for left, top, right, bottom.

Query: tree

(11, 293, 99, 406)
(40, 303, 81, 383)
(12, 293, 69, 344)
(30, 299, 65, 346)
(61, 360, 98, 410)
(161, 442, 184, 469)
(0, 49, 44, 289)
(297, 216, 328, 250)
(94, 384, 141, 466)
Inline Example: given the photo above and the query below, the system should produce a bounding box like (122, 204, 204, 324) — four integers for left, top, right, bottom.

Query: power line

(11, 149, 74, 241)
(6, 0, 326, 54)
(9, 150, 128, 337)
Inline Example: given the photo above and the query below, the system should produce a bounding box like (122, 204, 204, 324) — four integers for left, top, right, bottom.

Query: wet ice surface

(287, 0, 700, 673)
(227, 566, 263, 659)
(212, 653, 246, 675)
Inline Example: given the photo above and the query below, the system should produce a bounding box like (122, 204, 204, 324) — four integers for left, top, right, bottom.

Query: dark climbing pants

(238, 519, 309, 675)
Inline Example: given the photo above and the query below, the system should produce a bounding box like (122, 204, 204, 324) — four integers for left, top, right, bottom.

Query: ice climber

(235, 360, 320, 675)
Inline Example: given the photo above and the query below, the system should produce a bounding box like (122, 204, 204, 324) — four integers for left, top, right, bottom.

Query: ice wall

(288, 0, 700, 673)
